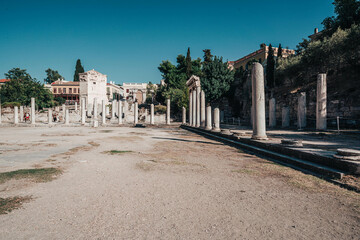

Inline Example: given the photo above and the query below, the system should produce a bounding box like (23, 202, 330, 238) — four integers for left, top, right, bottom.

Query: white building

(122, 82, 148, 103)
(79, 69, 108, 106)
(107, 81, 123, 101)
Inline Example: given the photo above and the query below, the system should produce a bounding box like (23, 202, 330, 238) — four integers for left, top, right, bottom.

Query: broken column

(201, 90, 205, 127)
(316, 74, 327, 130)
(189, 90, 192, 126)
(206, 106, 212, 130)
(251, 63, 267, 140)
(192, 90, 196, 127)
(213, 107, 220, 132)
(196, 87, 201, 127)
(134, 102, 138, 124)
(81, 98, 86, 125)
(14, 106, 19, 124)
(118, 101, 122, 125)
(65, 109, 70, 125)
(48, 108, 52, 124)
(297, 92, 306, 129)
(75, 102, 78, 111)
(31, 97, 35, 124)
(166, 99, 170, 125)
(102, 100, 106, 125)
(19, 106, 24, 122)
(150, 104, 154, 125)
(269, 98, 276, 127)
(282, 107, 290, 127)
(182, 107, 186, 124)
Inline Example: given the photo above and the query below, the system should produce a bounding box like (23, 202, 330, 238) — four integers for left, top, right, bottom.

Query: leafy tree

(201, 56, 234, 104)
(186, 47, 192, 78)
(295, 38, 310, 54)
(0, 68, 54, 109)
(277, 44, 283, 59)
(266, 44, 275, 88)
(203, 49, 213, 64)
(44, 68, 64, 84)
(73, 59, 84, 82)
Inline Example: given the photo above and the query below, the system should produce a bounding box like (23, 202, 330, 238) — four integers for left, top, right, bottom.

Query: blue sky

(0, 0, 334, 84)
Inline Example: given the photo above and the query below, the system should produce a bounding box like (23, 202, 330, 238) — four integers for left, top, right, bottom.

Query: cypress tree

(266, 44, 275, 88)
(202, 49, 213, 64)
(277, 44, 283, 59)
(186, 47, 192, 79)
(73, 59, 85, 82)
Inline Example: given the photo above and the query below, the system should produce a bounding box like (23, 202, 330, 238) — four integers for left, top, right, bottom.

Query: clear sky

(0, 0, 334, 84)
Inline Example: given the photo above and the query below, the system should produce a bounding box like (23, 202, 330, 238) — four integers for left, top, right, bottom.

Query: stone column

(75, 102, 78, 111)
(150, 104, 154, 125)
(192, 90, 196, 127)
(87, 103, 92, 117)
(112, 101, 116, 119)
(206, 106, 212, 130)
(19, 106, 24, 122)
(182, 107, 186, 124)
(93, 98, 98, 120)
(118, 101, 122, 125)
(48, 108, 52, 124)
(282, 107, 290, 127)
(62, 104, 66, 121)
(14, 106, 19, 124)
(200, 90, 205, 127)
(81, 98, 86, 125)
(134, 102, 138, 124)
(65, 109, 70, 125)
(316, 74, 327, 130)
(189, 90, 192, 126)
(298, 92, 306, 129)
(269, 98, 276, 127)
(213, 108, 220, 132)
(106, 106, 110, 116)
(102, 100, 106, 125)
(0, 101, 2, 124)
(196, 87, 201, 127)
(142, 92, 146, 103)
(251, 63, 267, 140)
(31, 97, 35, 124)
(166, 99, 170, 125)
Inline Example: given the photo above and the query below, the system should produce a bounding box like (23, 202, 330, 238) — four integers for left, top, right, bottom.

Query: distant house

(51, 79, 80, 104)
(0, 79, 10, 89)
(107, 81, 123, 101)
(122, 83, 148, 103)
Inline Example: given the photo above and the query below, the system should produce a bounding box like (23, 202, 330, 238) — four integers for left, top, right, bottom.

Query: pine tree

(73, 59, 85, 82)
(277, 44, 283, 59)
(266, 44, 275, 88)
(202, 49, 213, 64)
(44, 68, 64, 84)
(186, 47, 192, 79)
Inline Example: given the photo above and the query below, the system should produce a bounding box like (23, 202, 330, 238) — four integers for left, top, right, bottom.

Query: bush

(1, 102, 21, 108)
(154, 105, 166, 114)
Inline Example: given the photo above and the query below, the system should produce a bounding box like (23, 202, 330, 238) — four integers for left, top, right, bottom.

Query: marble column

(48, 108, 52, 124)
(316, 74, 327, 130)
(65, 109, 70, 125)
(269, 98, 276, 127)
(142, 92, 146, 103)
(196, 87, 201, 127)
(206, 106, 212, 130)
(213, 108, 220, 132)
(118, 101, 122, 125)
(251, 63, 267, 140)
(75, 102, 78, 111)
(150, 104, 154, 125)
(93, 98, 98, 120)
(19, 106, 24, 122)
(81, 98, 86, 125)
(200, 90, 205, 127)
(134, 102, 138, 124)
(282, 107, 290, 127)
(182, 107, 186, 124)
(106, 106, 110, 116)
(31, 97, 35, 124)
(102, 100, 106, 125)
(166, 99, 170, 125)
(298, 92, 306, 129)
(87, 103, 92, 117)
(62, 104, 66, 121)
(0, 101, 2, 124)
(192, 90, 196, 127)
(112, 101, 116, 119)
(189, 90, 192, 126)
(14, 106, 19, 124)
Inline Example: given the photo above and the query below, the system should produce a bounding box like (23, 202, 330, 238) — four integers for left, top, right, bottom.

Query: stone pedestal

(206, 106, 212, 130)
(19, 106, 24, 122)
(31, 97, 35, 124)
(189, 90, 193, 126)
(297, 92, 306, 129)
(93, 120, 98, 128)
(14, 106, 19, 124)
(166, 99, 170, 125)
(200, 90, 205, 127)
(65, 109, 70, 125)
(213, 108, 220, 132)
(48, 108, 52, 124)
(196, 87, 201, 127)
(134, 102, 138, 124)
(269, 98, 276, 127)
(150, 104, 154, 125)
(282, 107, 290, 127)
(118, 101, 122, 125)
(251, 63, 267, 140)
(192, 90, 196, 127)
(102, 100, 106, 125)
(316, 74, 327, 130)
(81, 98, 86, 125)
(182, 107, 186, 124)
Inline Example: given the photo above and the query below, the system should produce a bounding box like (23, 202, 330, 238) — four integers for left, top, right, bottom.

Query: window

(63, 88, 66, 94)
(126, 89, 129, 93)
(69, 88, 72, 94)
(54, 88, 57, 93)
(59, 88, 62, 93)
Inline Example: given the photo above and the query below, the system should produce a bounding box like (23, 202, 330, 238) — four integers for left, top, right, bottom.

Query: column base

(212, 128, 221, 132)
(251, 135, 268, 140)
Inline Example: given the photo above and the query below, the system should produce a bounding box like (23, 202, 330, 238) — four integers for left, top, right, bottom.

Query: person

(53, 112, 57, 122)
(25, 112, 30, 122)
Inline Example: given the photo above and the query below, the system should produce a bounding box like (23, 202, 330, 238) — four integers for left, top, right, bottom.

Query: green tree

(277, 44, 283, 59)
(44, 68, 64, 84)
(186, 47, 192, 78)
(201, 56, 234, 104)
(0, 68, 54, 109)
(266, 44, 275, 88)
(203, 49, 213, 64)
(73, 59, 84, 82)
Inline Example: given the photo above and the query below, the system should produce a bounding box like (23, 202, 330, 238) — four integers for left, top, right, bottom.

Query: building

(107, 81, 123, 101)
(0, 79, 10, 88)
(51, 79, 80, 104)
(308, 28, 324, 41)
(122, 83, 148, 103)
(79, 69, 108, 106)
(228, 44, 295, 70)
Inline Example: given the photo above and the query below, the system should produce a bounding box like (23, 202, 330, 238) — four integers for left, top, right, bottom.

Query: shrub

(154, 105, 166, 114)
(1, 102, 21, 108)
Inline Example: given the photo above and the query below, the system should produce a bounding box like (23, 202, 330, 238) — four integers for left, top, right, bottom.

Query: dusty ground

(0, 126, 359, 239)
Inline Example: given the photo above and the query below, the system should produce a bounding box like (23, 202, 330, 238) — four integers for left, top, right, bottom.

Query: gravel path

(0, 127, 359, 239)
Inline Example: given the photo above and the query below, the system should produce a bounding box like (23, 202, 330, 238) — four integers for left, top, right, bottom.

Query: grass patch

(0, 168, 62, 184)
(103, 150, 133, 155)
(0, 196, 32, 215)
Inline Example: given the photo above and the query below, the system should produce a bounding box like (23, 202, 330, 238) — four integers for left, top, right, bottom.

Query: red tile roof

(0, 79, 10, 83)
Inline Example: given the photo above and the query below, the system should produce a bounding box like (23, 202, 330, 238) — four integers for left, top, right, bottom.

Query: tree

(201, 56, 234, 104)
(186, 47, 192, 78)
(73, 59, 84, 82)
(277, 44, 283, 59)
(44, 68, 64, 84)
(266, 44, 275, 88)
(295, 38, 310, 54)
(0, 68, 54, 109)
(203, 49, 213, 64)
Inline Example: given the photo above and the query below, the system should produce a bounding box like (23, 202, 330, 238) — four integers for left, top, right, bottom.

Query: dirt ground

(0, 126, 359, 239)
